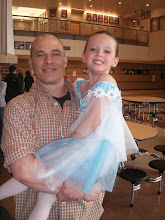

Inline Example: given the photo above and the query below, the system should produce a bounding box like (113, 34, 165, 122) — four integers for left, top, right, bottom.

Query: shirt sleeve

(1, 96, 37, 172)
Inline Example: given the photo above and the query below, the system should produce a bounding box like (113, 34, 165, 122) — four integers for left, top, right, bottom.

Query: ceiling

(12, 0, 165, 18)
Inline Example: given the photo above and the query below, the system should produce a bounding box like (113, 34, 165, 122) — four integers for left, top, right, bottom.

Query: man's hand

(83, 188, 101, 202)
(56, 182, 84, 202)
(57, 182, 101, 202)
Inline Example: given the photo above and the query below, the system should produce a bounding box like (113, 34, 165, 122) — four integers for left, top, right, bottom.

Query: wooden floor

(0, 89, 165, 220)
(102, 168, 165, 220)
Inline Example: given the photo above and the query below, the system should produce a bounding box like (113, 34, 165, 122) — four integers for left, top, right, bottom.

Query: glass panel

(160, 15, 165, 31)
(150, 17, 159, 32)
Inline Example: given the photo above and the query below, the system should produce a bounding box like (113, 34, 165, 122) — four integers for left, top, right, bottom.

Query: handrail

(12, 15, 149, 46)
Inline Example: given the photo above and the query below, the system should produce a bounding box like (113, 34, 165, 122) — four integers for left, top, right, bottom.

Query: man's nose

(45, 54, 53, 64)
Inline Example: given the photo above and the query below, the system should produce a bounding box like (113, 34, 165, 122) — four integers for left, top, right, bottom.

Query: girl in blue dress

(0, 31, 138, 219)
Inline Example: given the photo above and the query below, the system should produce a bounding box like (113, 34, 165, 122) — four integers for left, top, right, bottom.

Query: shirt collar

(34, 79, 76, 102)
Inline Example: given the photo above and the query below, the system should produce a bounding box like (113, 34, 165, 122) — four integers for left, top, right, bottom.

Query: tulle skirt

(35, 135, 118, 194)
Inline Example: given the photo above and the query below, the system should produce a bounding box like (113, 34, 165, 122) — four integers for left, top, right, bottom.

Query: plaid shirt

(1, 79, 104, 220)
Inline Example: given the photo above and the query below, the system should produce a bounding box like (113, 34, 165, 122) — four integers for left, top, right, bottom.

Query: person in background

(4, 65, 23, 104)
(0, 76, 7, 157)
(24, 70, 34, 92)
(17, 71, 24, 85)
(0, 205, 13, 220)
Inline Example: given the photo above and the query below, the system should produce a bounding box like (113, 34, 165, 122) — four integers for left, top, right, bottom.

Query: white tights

(0, 177, 57, 220)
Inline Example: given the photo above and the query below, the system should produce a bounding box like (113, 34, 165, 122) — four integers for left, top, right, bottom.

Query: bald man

(1, 34, 104, 220)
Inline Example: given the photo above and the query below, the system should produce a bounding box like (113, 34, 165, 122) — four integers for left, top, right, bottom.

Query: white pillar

(0, 0, 17, 63)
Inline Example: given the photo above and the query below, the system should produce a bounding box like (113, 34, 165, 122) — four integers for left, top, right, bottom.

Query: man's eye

(52, 52, 60, 56)
(90, 48, 96, 51)
(105, 50, 110, 53)
(37, 54, 45, 57)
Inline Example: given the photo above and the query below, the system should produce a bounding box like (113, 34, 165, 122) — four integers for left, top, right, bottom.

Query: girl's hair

(83, 31, 119, 57)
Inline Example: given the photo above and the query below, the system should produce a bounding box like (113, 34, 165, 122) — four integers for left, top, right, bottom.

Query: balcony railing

(13, 15, 149, 46)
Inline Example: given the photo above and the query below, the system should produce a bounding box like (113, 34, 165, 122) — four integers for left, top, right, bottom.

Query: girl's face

(82, 34, 119, 75)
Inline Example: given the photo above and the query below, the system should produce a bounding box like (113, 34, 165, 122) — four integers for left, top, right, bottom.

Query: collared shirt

(1, 79, 104, 220)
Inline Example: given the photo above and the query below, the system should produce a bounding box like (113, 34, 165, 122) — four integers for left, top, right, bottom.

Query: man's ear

(112, 57, 119, 68)
(82, 53, 86, 64)
(64, 56, 67, 68)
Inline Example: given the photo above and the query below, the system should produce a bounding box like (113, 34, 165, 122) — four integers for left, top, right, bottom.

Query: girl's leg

(0, 178, 28, 200)
(28, 184, 63, 220)
(28, 192, 57, 220)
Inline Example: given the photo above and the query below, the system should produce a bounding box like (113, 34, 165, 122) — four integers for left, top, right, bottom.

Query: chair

(154, 145, 165, 160)
(118, 163, 148, 207)
(155, 113, 165, 123)
(148, 145, 165, 194)
(148, 160, 165, 194)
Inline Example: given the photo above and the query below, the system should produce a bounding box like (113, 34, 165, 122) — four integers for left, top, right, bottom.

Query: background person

(0, 77, 7, 158)
(17, 71, 24, 85)
(4, 65, 23, 104)
(24, 70, 34, 92)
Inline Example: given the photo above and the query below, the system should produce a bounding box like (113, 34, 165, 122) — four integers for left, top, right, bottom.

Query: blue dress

(36, 79, 138, 194)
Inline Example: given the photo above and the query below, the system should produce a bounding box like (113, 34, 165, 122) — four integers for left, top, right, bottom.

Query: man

(1, 34, 104, 219)
(4, 65, 23, 104)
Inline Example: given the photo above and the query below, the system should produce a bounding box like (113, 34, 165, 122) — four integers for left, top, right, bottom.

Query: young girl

(0, 31, 138, 219)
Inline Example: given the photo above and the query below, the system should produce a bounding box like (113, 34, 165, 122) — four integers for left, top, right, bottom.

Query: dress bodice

(75, 78, 121, 113)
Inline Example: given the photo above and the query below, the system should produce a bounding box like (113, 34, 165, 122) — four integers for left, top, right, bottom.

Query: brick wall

(0, 63, 17, 80)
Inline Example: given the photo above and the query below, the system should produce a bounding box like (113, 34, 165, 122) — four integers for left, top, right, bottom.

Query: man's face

(29, 35, 67, 86)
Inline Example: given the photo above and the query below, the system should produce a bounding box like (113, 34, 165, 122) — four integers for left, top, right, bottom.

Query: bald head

(31, 34, 65, 57)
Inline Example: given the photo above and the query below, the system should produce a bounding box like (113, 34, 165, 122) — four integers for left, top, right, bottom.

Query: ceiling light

(119, 2, 122, 4)
(90, 5, 92, 7)
(59, 3, 62, 5)
(146, 3, 149, 7)
(33, 9, 46, 17)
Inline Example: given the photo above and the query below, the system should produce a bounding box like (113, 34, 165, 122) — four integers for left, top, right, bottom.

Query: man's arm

(10, 154, 60, 194)
(10, 154, 87, 201)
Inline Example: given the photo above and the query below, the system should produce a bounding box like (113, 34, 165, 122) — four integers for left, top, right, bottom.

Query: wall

(66, 60, 165, 90)
(149, 31, 165, 61)
(14, 35, 150, 62)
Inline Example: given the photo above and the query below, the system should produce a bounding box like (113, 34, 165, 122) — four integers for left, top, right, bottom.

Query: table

(126, 121, 158, 141)
(126, 121, 159, 160)
(123, 96, 165, 124)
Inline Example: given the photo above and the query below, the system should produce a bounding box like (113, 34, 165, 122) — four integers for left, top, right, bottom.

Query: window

(151, 15, 165, 32)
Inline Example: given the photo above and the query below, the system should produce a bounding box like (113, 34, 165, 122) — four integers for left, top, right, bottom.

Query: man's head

(9, 65, 17, 74)
(29, 34, 67, 88)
